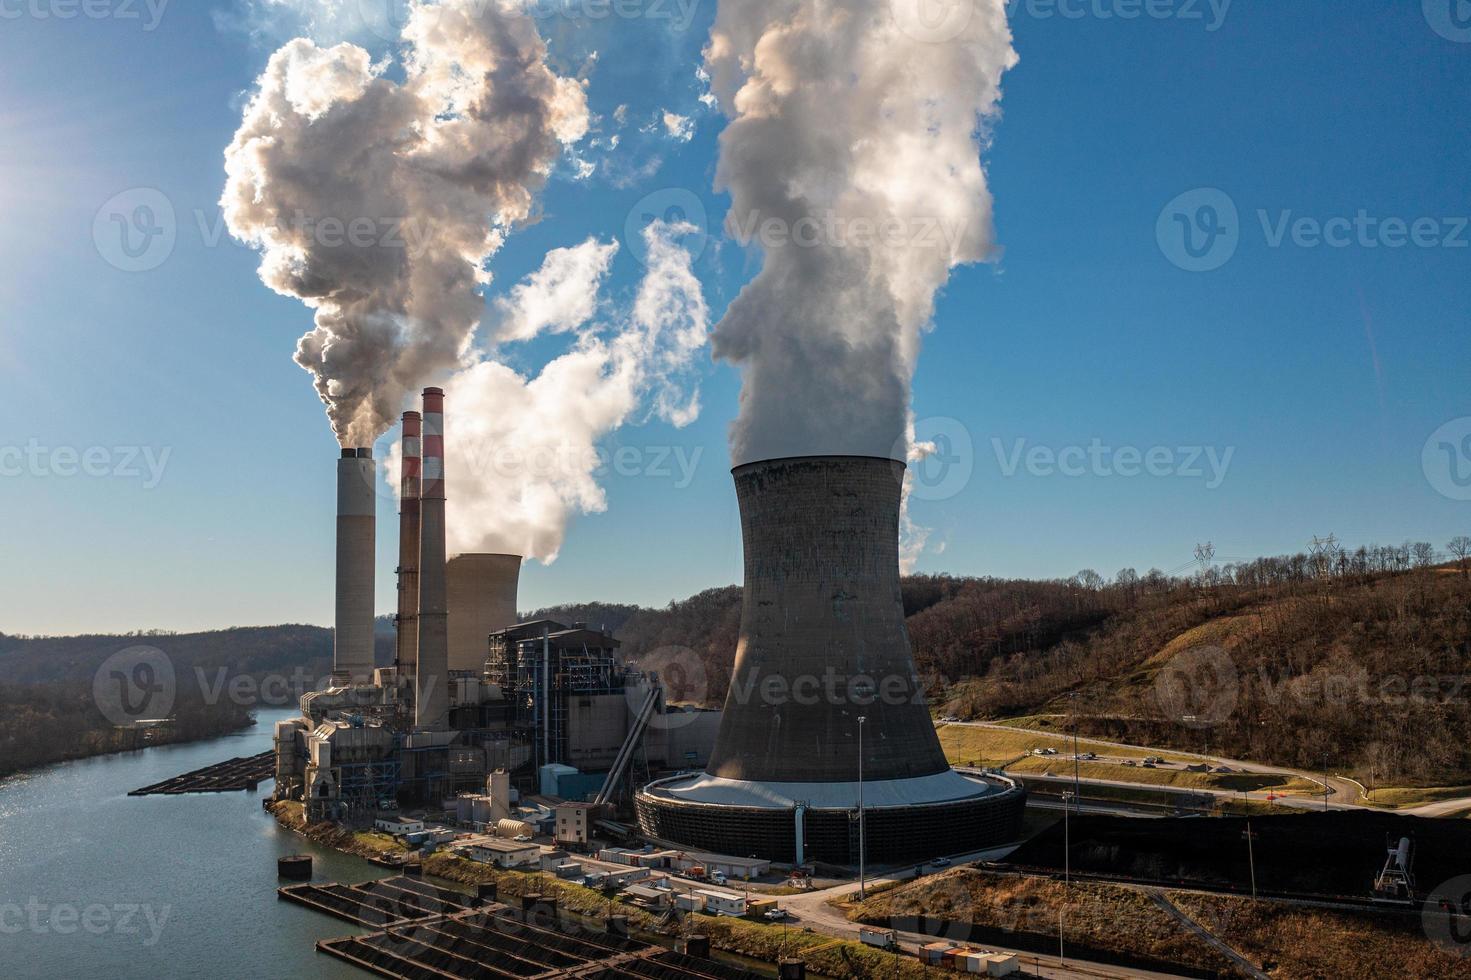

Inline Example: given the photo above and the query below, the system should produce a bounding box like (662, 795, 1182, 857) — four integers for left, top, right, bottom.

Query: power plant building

(275, 387, 719, 824)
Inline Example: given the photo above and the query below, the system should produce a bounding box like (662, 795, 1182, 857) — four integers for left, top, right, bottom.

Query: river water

(0, 708, 377, 979)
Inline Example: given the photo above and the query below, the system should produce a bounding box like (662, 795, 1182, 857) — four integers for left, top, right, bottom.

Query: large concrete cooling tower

(637, 456, 1025, 865)
(415, 389, 449, 730)
(334, 448, 376, 683)
(447, 554, 522, 673)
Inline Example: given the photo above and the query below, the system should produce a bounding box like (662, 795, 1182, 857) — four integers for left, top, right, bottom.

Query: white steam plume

(387, 221, 710, 562)
(222, 0, 589, 447)
(705, 0, 1016, 464)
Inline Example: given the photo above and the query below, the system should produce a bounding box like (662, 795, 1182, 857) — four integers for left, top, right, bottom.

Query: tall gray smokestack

(704, 455, 949, 783)
(334, 448, 376, 683)
(395, 412, 422, 674)
(415, 389, 449, 730)
(447, 554, 521, 673)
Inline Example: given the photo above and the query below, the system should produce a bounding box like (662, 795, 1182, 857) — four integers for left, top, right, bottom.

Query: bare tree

(1075, 569, 1104, 591)
(1449, 537, 1471, 579)
(1412, 542, 1436, 571)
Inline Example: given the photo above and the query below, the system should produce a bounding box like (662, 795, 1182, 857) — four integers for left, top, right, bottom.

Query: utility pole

(1323, 754, 1330, 812)
(1242, 822, 1258, 901)
(1068, 691, 1081, 805)
(858, 715, 867, 901)
(1060, 790, 1072, 965)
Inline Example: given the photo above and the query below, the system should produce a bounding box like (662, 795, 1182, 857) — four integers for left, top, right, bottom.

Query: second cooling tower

(446, 554, 522, 673)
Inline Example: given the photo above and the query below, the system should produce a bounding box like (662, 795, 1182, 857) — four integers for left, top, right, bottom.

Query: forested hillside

(539, 542, 1471, 787)
(5, 539, 1466, 785)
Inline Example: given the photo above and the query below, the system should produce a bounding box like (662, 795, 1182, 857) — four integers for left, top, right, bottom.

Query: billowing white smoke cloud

(387, 220, 710, 562)
(222, 0, 589, 447)
(705, 0, 1016, 465)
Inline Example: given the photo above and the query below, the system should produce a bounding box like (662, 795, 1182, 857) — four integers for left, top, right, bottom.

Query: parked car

(763, 909, 790, 921)
(930, 857, 951, 868)
(513, 834, 533, 842)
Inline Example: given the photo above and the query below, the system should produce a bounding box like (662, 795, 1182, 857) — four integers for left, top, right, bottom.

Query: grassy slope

(846, 868, 1237, 976)
(1171, 892, 1471, 980)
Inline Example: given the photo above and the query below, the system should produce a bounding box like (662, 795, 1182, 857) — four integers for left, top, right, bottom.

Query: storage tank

(495, 819, 535, 839)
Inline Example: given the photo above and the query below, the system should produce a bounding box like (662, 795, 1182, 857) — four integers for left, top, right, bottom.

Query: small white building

(624, 884, 671, 910)
(375, 815, 425, 836)
(555, 803, 589, 846)
(696, 890, 746, 917)
(457, 836, 540, 869)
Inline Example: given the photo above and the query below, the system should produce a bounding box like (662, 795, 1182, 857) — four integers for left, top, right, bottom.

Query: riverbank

(0, 710, 259, 781)
(266, 801, 934, 979)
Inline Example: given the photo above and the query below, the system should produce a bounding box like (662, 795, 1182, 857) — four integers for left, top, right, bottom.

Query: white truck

(859, 927, 899, 951)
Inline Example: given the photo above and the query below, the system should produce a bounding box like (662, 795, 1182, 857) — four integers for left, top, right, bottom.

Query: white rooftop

(644, 768, 994, 810)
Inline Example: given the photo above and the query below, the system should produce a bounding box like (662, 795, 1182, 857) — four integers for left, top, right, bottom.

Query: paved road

(948, 721, 1471, 816)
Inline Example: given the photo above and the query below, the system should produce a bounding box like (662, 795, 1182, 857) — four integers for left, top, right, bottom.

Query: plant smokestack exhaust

(222, 0, 590, 448)
(705, 0, 1016, 464)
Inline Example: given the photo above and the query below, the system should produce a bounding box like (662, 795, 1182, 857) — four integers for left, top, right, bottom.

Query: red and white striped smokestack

(394, 412, 422, 675)
(415, 388, 450, 730)
(334, 447, 376, 684)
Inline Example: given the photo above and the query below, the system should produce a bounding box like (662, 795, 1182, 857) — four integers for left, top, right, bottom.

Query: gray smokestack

(334, 448, 376, 683)
(447, 554, 521, 673)
(415, 389, 449, 730)
(704, 455, 949, 783)
(395, 412, 422, 674)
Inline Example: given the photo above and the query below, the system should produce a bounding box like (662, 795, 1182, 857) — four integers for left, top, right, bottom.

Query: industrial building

(279, 395, 1018, 871)
(637, 456, 1026, 864)
(273, 387, 721, 825)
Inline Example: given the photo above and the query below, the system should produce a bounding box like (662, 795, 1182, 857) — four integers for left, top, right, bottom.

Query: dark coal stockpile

(1004, 811, 1471, 899)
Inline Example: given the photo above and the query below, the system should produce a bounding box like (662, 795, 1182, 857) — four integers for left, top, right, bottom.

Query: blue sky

(1, 1, 1468, 635)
